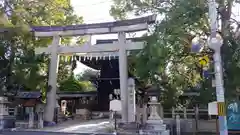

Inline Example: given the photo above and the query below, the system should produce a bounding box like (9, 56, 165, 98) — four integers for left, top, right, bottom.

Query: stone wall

(163, 118, 217, 133)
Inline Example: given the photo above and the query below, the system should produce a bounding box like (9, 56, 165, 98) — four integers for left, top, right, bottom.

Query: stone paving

(1, 119, 115, 135)
(24, 119, 112, 133)
(1, 131, 115, 135)
(1, 130, 217, 135)
(0, 119, 220, 135)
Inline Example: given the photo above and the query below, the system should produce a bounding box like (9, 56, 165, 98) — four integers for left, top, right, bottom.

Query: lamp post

(208, 0, 228, 135)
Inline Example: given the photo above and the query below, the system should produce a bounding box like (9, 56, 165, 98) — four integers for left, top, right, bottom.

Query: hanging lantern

(208, 33, 223, 50)
(191, 36, 203, 53)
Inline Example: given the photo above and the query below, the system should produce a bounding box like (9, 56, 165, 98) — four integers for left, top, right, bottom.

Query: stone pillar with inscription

(36, 104, 44, 128)
(28, 107, 34, 128)
(109, 94, 113, 120)
(128, 78, 136, 122)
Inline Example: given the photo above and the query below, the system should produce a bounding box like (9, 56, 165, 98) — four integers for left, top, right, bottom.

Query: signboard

(227, 102, 240, 130)
(208, 101, 218, 115)
(218, 102, 226, 116)
(199, 55, 209, 67)
(109, 100, 122, 111)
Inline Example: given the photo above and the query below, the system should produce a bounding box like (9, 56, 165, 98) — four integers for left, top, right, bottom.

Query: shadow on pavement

(1, 131, 115, 135)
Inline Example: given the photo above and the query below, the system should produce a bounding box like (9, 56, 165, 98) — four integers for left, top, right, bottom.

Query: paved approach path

(2, 119, 114, 135)
(29, 119, 112, 133)
(58, 119, 112, 133)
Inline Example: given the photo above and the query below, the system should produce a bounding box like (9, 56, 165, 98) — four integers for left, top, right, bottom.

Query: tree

(59, 76, 84, 92)
(0, 0, 84, 95)
(75, 69, 99, 92)
(59, 74, 97, 92)
(110, 0, 240, 106)
(76, 69, 100, 81)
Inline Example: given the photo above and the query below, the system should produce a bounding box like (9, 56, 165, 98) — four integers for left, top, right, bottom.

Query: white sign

(110, 100, 122, 111)
(208, 101, 218, 115)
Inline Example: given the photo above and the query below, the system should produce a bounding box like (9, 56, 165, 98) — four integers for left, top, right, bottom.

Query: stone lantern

(139, 96, 169, 135)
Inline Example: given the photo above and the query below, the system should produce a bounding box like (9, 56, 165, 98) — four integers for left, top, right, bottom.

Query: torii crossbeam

(35, 41, 144, 54)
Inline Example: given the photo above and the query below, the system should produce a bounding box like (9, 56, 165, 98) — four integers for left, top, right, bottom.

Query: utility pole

(208, 0, 228, 135)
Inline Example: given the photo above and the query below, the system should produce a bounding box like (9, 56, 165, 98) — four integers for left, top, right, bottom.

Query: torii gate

(33, 15, 156, 123)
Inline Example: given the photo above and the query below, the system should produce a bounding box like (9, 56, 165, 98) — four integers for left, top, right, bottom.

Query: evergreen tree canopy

(0, 0, 83, 95)
(111, 0, 240, 106)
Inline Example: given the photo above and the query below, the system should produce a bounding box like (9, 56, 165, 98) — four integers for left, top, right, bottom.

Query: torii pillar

(44, 36, 60, 122)
(118, 32, 128, 123)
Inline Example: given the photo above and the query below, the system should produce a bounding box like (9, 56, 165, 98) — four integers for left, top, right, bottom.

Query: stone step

(139, 129, 170, 135)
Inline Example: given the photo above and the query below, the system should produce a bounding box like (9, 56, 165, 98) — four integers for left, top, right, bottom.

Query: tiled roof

(57, 91, 97, 98)
(16, 91, 41, 99)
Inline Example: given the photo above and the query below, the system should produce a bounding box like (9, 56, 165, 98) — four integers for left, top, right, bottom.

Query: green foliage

(79, 81, 97, 92)
(126, 0, 207, 106)
(59, 76, 84, 91)
(59, 75, 96, 92)
(0, 0, 83, 95)
(111, 0, 240, 106)
(75, 69, 99, 91)
(76, 69, 99, 81)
